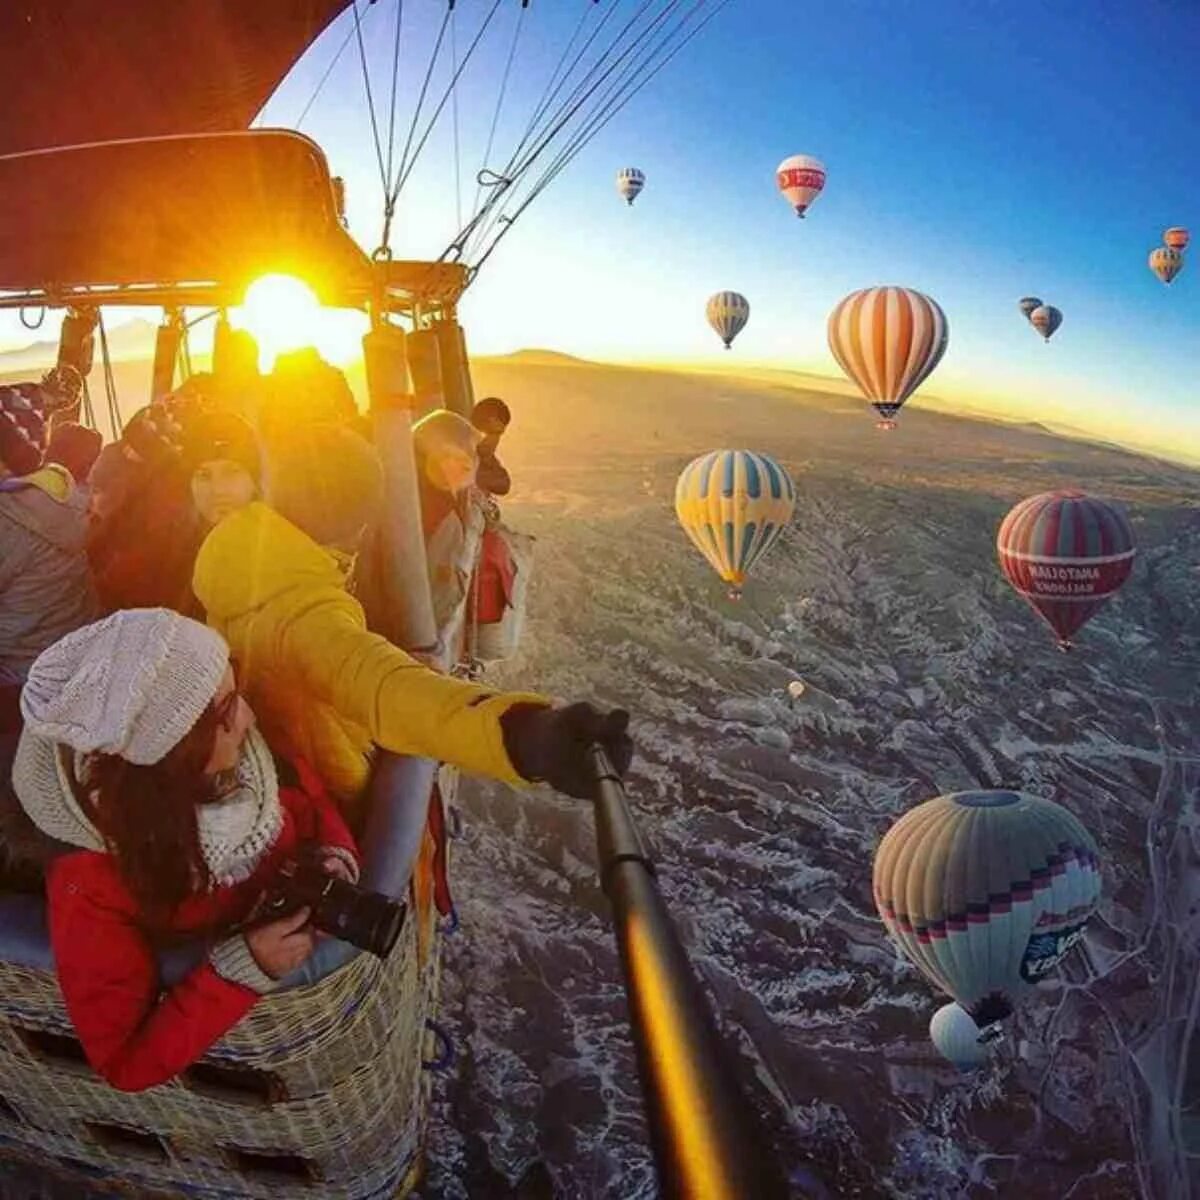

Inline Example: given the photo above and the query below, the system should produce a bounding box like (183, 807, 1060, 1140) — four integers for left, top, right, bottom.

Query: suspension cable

(470, 0, 729, 275)
(463, 0, 680, 261)
(451, 4, 463, 230)
(468, 2, 528, 225)
(352, 0, 391, 213)
(383, 0, 405, 195)
(295, 15, 361, 129)
(95, 310, 123, 439)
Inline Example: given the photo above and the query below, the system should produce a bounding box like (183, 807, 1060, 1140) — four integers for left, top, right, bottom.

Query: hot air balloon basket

(0, 900, 446, 1198)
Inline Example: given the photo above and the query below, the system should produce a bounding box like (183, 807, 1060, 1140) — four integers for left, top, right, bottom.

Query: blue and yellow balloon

(674, 450, 795, 599)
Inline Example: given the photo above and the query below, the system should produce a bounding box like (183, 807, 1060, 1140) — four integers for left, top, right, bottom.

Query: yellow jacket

(193, 502, 547, 815)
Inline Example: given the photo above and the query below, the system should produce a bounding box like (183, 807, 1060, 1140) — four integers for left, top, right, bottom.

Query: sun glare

(230, 274, 365, 371)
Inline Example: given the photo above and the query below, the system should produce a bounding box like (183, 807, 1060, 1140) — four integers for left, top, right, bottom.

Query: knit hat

(122, 403, 185, 466)
(0, 385, 47, 476)
(181, 410, 261, 483)
(45, 421, 103, 485)
(266, 424, 384, 548)
(20, 609, 230, 766)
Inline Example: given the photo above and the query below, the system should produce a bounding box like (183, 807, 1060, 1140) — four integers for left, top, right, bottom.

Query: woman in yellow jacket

(192, 426, 630, 827)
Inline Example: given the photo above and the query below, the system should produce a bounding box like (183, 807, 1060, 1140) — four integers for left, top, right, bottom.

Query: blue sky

(3, 1, 1198, 460)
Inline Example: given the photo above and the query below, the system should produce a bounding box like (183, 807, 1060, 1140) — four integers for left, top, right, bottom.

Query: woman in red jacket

(10, 607, 359, 1093)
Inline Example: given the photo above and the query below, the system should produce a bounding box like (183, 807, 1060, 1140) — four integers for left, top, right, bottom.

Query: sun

(229, 274, 366, 370)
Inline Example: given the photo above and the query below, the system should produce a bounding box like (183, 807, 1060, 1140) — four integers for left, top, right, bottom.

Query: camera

(257, 847, 407, 959)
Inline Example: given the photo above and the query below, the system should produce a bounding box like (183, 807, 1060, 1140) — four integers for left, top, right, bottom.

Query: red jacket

(47, 761, 358, 1093)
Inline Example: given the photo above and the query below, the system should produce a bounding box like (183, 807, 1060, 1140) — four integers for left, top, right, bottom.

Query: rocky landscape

(416, 355, 1200, 1199)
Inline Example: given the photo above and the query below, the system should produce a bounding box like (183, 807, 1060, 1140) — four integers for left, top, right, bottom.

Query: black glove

(501, 702, 633, 800)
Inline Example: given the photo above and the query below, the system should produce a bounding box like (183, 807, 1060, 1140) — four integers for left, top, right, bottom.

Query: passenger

(193, 426, 632, 830)
(11, 608, 358, 1092)
(259, 348, 365, 447)
(0, 385, 48, 482)
(470, 396, 513, 497)
(181, 410, 261, 529)
(412, 409, 482, 629)
(44, 421, 103, 487)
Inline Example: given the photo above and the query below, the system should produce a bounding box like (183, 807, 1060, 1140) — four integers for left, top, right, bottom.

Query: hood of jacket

(0, 466, 88, 555)
(193, 501, 346, 621)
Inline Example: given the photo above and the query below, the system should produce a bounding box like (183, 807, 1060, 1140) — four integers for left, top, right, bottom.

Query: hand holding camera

(246, 906, 316, 979)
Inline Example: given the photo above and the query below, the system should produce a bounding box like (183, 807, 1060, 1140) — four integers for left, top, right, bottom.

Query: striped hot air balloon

(827, 286, 948, 429)
(930, 1003, 993, 1071)
(616, 166, 645, 206)
(1149, 246, 1184, 285)
(996, 489, 1135, 650)
(1029, 304, 1062, 341)
(873, 790, 1101, 1029)
(706, 291, 750, 350)
(1163, 226, 1189, 252)
(1018, 296, 1043, 323)
(776, 154, 826, 218)
(674, 449, 795, 599)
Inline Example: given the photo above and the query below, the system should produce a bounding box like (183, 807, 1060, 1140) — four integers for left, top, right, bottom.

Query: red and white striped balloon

(827, 286, 949, 429)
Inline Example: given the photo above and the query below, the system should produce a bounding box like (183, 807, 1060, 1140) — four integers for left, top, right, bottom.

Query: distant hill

(484, 348, 591, 367)
(0, 318, 158, 375)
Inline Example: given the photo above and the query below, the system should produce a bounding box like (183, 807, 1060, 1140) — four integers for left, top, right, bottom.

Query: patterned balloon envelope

(705, 291, 750, 350)
(776, 153, 826, 217)
(930, 1003, 992, 1071)
(1149, 246, 1184, 285)
(616, 167, 645, 206)
(674, 449, 795, 599)
(1028, 304, 1062, 341)
(1017, 296, 1043, 323)
(997, 489, 1135, 650)
(873, 790, 1101, 1027)
(827, 286, 948, 429)
(1162, 226, 1189, 252)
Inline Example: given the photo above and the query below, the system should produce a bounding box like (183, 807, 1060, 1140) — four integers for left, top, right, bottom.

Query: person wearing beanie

(259, 348, 359, 448)
(8, 609, 359, 1092)
(470, 396, 512, 497)
(0, 385, 48, 480)
(192, 424, 633, 830)
(181, 409, 261, 528)
(44, 421, 103, 486)
(0, 455, 97, 689)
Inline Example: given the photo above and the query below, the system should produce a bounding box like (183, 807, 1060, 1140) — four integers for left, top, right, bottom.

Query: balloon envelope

(1029, 304, 1062, 340)
(1149, 246, 1184, 285)
(706, 291, 750, 349)
(873, 790, 1101, 1025)
(827, 286, 948, 425)
(616, 167, 645, 206)
(787, 680, 807, 701)
(930, 1003, 990, 1071)
(997, 489, 1135, 648)
(675, 450, 795, 596)
(1162, 227, 1189, 252)
(1018, 297, 1043, 322)
(776, 154, 826, 217)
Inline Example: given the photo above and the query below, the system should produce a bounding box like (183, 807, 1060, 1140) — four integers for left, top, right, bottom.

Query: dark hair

(471, 397, 511, 428)
(79, 705, 223, 918)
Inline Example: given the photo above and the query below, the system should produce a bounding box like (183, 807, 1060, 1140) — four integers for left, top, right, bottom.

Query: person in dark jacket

(11, 608, 360, 1092)
(470, 396, 512, 497)
(44, 421, 103, 487)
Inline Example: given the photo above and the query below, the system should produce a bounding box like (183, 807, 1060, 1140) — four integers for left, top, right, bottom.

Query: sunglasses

(213, 663, 243, 732)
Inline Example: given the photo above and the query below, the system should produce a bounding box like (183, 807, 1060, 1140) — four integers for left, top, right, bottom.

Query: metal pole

(588, 747, 789, 1199)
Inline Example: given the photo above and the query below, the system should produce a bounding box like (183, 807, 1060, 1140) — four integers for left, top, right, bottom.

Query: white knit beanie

(20, 609, 230, 765)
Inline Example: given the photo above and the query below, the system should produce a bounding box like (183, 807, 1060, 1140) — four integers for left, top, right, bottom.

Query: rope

(95, 311, 122, 439)
(470, 0, 728, 275)
(295, 16, 360, 129)
(18, 306, 45, 331)
(352, 0, 391, 206)
(469, 1, 528, 226)
(450, 5, 462, 230)
(79, 378, 97, 432)
(383, 0, 405, 194)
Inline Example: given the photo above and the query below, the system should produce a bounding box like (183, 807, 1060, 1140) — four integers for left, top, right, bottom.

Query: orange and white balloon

(827, 286, 949, 429)
(1162, 227, 1189, 252)
(776, 154, 825, 218)
(1149, 246, 1184, 285)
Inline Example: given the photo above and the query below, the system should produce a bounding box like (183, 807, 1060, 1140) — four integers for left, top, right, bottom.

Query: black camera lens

(317, 882, 407, 959)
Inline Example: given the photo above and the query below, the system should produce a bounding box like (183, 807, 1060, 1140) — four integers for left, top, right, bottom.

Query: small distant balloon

(616, 167, 645, 206)
(1149, 246, 1184, 285)
(930, 1003, 991, 1071)
(1162, 227, 1189, 252)
(787, 680, 806, 701)
(1018, 297, 1043, 323)
(706, 291, 750, 350)
(675, 449, 795, 599)
(996, 489, 1135, 650)
(827, 286, 949, 429)
(776, 154, 826, 218)
(1029, 304, 1062, 341)
(873, 790, 1101, 1028)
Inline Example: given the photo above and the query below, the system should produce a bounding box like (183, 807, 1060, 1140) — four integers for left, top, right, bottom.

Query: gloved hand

(501, 702, 633, 800)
